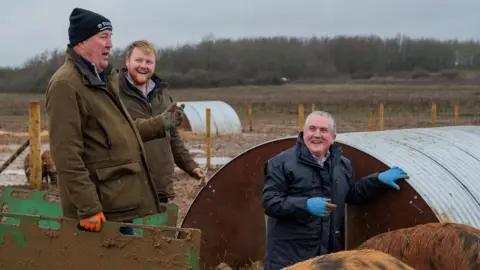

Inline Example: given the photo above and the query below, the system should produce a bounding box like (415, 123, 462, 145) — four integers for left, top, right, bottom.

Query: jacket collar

(296, 131, 342, 167)
(119, 67, 168, 100)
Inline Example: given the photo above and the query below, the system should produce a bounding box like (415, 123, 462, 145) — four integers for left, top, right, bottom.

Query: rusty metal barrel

(181, 126, 480, 269)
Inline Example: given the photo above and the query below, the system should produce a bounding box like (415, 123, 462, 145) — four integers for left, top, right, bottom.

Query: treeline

(2, 34, 480, 93)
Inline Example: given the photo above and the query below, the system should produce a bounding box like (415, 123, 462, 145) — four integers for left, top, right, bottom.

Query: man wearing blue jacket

(261, 111, 409, 270)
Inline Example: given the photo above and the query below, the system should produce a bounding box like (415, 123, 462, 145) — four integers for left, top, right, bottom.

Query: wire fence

(238, 102, 478, 135)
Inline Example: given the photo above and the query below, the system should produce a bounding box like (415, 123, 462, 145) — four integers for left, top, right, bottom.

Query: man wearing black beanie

(45, 7, 186, 234)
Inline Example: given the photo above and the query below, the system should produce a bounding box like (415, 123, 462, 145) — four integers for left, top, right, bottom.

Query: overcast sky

(1, 0, 478, 68)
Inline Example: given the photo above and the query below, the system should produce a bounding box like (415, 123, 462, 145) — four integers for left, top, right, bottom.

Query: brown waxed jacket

(45, 47, 168, 222)
(118, 68, 199, 199)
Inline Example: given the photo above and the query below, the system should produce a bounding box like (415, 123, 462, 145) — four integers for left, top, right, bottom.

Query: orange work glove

(79, 212, 106, 232)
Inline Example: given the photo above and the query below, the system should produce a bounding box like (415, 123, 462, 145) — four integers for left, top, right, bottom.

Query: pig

(356, 222, 480, 270)
(24, 150, 58, 185)
(282, 249, 414, 270)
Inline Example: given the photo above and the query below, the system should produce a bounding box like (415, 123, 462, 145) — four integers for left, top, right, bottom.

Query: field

(1, 82, 480, 269)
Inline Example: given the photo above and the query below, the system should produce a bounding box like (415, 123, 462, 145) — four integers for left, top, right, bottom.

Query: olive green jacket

(118, 68, 199, 199)
(45, 48, 167, 222)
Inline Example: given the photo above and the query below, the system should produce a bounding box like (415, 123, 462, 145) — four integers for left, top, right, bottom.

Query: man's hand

(78, 212, 106, 232)
(160, 102, 185, 130)
(306, 197, 337, 217)
(192, 167, 209, 184)
(378, 166, 409, 190)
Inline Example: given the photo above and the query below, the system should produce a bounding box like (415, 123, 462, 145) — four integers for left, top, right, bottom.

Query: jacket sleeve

(169, 128, 199, 176)
(342, 157, 388, 205)
(261, 157, 310, 219)
(131, 114, 167, 142)
(116, 98, 167, 142)
(45, 80, 102, 219)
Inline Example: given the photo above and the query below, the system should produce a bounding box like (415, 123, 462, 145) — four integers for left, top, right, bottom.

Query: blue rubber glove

(306, 197, 337, 216)
(378, 166, 409, 190)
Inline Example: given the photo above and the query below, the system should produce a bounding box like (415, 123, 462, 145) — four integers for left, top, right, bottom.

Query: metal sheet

(180, 101, 242, 135)
(338, 143, 439, 249)
(180, 138, 296, 270)
(337, 126, 480, 229)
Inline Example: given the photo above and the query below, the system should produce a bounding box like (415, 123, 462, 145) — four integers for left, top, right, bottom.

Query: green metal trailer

(0, 187, 201, 270)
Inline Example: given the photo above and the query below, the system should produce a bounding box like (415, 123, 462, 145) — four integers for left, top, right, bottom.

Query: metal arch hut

(178, 101, 242, 135)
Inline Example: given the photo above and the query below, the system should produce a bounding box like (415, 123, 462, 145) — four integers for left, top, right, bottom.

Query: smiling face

(125, 46, 156, 86)
(303, 114, 336, 158)
(75, 30, 112, 72)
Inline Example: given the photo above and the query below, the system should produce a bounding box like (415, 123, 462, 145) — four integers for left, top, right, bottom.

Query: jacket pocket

(95, 161, 143, 212)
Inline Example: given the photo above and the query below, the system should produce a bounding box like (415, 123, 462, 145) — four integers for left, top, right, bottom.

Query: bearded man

(118, 40, 208, 204)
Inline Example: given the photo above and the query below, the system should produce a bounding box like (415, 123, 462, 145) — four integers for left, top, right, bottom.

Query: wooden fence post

(206, 108, 211, 169)
(454, 103, 459, 126)
(379, 103, 384, 130)
(248, 104, 253, 132)
(431, 103, 437, 127)
(29, 101, 41, 190)
(298, 104, 304, 132)
(369, 110, 376, 131)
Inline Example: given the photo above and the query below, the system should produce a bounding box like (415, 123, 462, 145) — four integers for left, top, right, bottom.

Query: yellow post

(311, 104, 315, 112)
(369, 110, 376, 131)
(454, 103, 459, 126)
(432, 103, 437, 127)
(298, 104, 304, 132)
(379, 103, 384, 130)
(248, 104, 253, 132)
(29, 101, 41, 190)
(206, 108, 211, 169)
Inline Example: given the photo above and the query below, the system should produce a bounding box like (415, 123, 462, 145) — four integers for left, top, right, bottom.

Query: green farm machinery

(0, 187, 201, 269)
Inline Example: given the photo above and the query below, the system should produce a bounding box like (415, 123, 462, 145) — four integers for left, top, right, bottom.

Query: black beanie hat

(68, 8, 112, 47)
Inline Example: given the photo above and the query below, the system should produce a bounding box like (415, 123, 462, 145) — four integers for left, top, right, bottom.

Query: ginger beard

(128, 66, 152, 85)
(126, 47, 155, 86)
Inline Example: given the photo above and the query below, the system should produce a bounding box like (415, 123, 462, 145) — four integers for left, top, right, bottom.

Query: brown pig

(24, 150, 58, 184)
(356, 222, 480, 270)
(282, 249, 414, 270)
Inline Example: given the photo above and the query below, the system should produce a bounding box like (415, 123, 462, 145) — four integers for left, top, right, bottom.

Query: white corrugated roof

(336, 126, 480, 228)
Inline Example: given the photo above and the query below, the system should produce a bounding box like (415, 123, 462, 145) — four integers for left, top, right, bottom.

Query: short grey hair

(303, 110, 336, 135)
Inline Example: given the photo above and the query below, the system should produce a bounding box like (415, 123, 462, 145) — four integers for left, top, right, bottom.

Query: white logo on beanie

(98, 21, 112, 31)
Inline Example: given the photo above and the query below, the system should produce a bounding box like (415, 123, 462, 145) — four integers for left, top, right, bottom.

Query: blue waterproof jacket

(261, 133, 388, 269)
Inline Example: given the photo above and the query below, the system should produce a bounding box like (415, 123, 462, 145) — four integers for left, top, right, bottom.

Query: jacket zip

(96, 119, 112, 149)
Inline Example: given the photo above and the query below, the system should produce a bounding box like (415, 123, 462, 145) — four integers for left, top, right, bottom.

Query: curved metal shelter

(181, 125, 480, 269)
(337, 126, 480, 248)
(179, 101, 242, 135)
